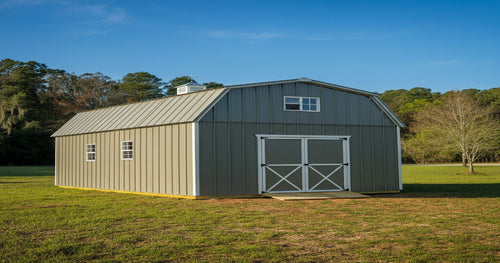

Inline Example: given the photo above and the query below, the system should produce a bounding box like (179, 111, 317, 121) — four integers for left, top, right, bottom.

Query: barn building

(52, 78, 405, 198)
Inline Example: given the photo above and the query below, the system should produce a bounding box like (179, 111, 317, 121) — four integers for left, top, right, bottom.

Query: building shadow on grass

(371, 183, 500, 198)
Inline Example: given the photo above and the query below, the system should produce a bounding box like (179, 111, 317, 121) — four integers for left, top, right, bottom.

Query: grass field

(0, 166, 499, 262)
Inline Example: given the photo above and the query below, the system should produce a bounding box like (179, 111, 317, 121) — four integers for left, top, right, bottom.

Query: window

(121, 141, 133, 160)
(284, 96, 320, 112)
(284, 97, 301, 110)
(86, 144, 96, 161)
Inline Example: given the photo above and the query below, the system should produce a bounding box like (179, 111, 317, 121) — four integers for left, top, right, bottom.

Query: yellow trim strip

(58, 186, 265, 200)
(58, 186, 202, 199)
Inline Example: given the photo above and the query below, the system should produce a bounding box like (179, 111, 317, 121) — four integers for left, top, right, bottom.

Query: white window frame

(284, 96, 320, 112)
(121, 140, 133, 160)
(86, 144, 96, 162)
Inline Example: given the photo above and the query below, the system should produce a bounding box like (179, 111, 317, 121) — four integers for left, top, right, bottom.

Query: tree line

(0, 58, 222, 165)
(380, 87, 500, 171)
(1, 58, 499, 169)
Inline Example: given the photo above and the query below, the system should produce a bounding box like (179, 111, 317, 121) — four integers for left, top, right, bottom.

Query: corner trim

(192, 122, 200, 196)
(397, 126, 403, 190)
(54, 138, 58, 186)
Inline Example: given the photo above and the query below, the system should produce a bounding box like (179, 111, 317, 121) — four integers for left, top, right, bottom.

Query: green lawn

(402, 165, 500, 197)
(0, 166, 499, 262)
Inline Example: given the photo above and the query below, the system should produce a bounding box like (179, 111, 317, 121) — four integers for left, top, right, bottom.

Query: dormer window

(284, 96, 320, 112)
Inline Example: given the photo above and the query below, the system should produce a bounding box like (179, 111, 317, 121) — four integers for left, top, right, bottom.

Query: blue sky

(1, 0, 499, 93)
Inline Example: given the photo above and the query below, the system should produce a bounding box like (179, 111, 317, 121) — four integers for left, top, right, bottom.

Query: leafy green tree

(402, 130, 456, 164)
(380, 87, 439, 131)
(203, 82, 224, 90)
(118, 72, 164, 102)
(0, 59, 48, 134)
(407, 87, 438, 101)
(0, 59, 55, 165)
(475, 88, 500, 119)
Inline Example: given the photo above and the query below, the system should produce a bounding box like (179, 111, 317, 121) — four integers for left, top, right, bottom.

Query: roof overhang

(52, 78, 405, 138)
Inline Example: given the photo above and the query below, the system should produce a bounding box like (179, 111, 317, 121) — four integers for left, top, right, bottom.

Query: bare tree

(414, 91, 499, 173)
(42, 72, 122, 112)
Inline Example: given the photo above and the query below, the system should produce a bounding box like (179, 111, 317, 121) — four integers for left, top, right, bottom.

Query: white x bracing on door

(256, 135, 351, 194)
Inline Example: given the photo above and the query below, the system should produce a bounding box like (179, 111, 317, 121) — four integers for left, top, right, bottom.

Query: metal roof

(52, 78, 404, 137)
(52, 88, 228, 137)
(226, 78, 405, 127)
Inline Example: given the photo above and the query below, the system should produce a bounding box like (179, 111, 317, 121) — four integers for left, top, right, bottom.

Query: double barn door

(258, 135, 351, 193)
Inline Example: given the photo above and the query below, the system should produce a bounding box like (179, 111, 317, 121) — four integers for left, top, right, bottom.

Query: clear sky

(1, 0, 499, 93)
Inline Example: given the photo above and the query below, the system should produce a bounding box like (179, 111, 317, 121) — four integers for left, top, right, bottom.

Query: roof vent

(176, 80, 206, 95)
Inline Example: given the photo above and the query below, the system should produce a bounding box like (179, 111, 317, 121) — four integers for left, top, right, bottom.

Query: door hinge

(261, 164, 267, 167)
(343, 163, 349, 166)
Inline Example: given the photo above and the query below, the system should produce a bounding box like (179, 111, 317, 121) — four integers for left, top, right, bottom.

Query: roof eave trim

(225, 78, 378, 97)
(193, 88, 230, 122)
(371, 96, 406, 128)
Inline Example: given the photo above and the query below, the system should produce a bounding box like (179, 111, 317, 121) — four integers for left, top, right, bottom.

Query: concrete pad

(262, 191, 370, 201)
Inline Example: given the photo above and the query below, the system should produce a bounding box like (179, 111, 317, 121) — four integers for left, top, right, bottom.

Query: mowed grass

(0, 166, 499, 262)
(402, 165, 500, 197)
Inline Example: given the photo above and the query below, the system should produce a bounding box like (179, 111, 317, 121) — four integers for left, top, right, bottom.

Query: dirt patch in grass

(24, 204, 73, 209)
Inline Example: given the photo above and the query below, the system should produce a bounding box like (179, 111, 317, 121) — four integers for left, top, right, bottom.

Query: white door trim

(256, 134, 351, 194)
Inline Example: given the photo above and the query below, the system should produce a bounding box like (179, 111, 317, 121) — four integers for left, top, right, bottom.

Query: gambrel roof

(52, 78, 404, 137)
(226, 78, 405, 127)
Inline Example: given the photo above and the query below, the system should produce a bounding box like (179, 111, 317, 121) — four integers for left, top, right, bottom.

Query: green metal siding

(198, 123, 399, 195)
(198, 83, 400, 195)
(200, 84, 394, 126)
